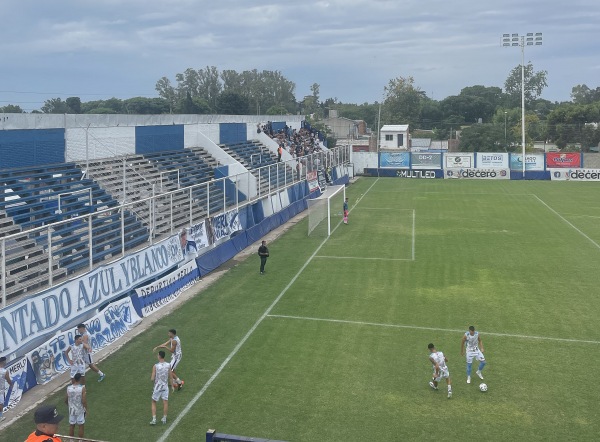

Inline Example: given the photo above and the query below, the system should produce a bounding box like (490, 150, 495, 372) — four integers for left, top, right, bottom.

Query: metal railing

(0, 146, 350, 307)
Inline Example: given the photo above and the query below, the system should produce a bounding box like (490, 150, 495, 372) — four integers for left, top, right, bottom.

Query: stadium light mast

(502, 32, 542, 178)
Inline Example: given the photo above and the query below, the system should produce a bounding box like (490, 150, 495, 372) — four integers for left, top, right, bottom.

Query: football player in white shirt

(460, 325, 487, 384)
(428, 343, 453, 398)
(64, 335, 91, 384)
(76, 323, 106, 382)
(153, 329, 184, 391)
(65, 372, 87, 439)
(151, 350, 174, 425)
(0, 356, 14, 422)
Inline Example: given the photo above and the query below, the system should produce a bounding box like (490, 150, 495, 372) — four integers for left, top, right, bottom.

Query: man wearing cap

(25, 404, 64, 441)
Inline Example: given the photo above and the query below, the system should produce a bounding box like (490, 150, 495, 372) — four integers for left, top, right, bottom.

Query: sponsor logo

(446, 170, 454, 177)
(482, 155, 503, 161)
(553, 171, 562, 178)
(396, 170, 436, 178)
(568, 170, 600, 180)
(460, 170, 497, 178)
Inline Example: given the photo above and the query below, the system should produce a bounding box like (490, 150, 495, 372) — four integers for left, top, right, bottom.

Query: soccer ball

(479, 383, 488, 392)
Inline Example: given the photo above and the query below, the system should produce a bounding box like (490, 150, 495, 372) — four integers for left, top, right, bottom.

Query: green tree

(266, 105, 289, 115)
(216, 91, 250, 115)
(123, 97, 170, 114)
(504, 62, 548, 107)
(458, 123, 505, 152)
(0, 104, 24, 113)
(66, 97, 82, 113)
(41, 98, 69, 114)
(571, 84, 600, 105)
(155, 76, 177, 113)
(382, 76, 424, 129)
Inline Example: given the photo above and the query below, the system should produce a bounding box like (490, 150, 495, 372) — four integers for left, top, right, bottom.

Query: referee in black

(258, 240, 269, 274)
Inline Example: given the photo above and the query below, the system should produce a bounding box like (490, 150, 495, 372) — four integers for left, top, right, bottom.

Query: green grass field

(4, 177, 600, 441)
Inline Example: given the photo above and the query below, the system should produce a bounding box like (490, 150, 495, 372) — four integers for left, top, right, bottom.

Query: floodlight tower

(502, 32, 542, 178)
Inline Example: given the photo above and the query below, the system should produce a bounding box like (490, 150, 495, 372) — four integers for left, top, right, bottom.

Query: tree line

(2, 64, 599, 151)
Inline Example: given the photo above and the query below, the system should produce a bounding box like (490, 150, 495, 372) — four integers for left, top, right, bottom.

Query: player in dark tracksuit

(258, 240, 269, 274)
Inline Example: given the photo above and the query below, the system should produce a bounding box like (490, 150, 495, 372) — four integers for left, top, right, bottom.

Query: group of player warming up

(151, 329, 185, 425)
(57, 325, 184, 437)
(428, 325, 487, 398)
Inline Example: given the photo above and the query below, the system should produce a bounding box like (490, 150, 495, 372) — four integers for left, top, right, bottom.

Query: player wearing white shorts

(0, 356, 14, 422)
(150, 351, 172, 425)
(428, 343, 452, 398)
(153, 329, 184, 391)
(65, 372, 87, 439)
(460, 325, 487, 384)
(77, 323, 106, 382)
(64, 335, 90, 383)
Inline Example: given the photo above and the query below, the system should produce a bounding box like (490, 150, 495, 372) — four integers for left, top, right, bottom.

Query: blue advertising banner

(132, 260, 201, 317)
(379, 152, 410, 168)
(0, 235, 183, 358)
(510, 153, 545, 171)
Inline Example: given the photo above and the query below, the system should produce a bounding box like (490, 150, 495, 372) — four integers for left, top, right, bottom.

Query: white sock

(98, 371, 104, 376)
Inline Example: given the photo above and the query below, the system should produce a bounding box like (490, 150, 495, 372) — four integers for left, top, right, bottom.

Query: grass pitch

(3, 177, 600, 441)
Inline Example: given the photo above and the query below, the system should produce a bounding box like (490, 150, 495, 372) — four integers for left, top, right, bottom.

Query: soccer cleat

(476, 370, 484, 380)
(429, 381, 438, 390)
(98, 374, 105, 382)
(150, 419, 156, 425)
(467, 376, 471, 384)
(0, 416, 5, 422)
(178, 380, 184, 391)
(448, 391, 452, 399)
(161, 417, 167, 424)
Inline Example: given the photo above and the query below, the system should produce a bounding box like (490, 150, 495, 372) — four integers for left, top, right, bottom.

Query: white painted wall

(184, 124, 257, 199)
(66, 126, 136, 162)
(351, 152, 378, 174)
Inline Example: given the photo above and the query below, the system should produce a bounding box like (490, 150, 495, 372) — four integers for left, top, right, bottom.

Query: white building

(380, 124, 409, 149)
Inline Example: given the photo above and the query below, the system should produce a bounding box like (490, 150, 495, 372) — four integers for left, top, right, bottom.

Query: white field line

(532, 194, 600, 251)
(157, 179, 380, 442)
(266, 315, 600, 345)
(314, 256, 413, 261)
(372, 191, 534, 196)
(560, 214, 600, 220)
(412, 209, 416, 261)
(358, 207, 414, 210)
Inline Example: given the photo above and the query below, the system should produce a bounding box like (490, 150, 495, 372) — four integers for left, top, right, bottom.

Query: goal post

(307, 185, 346, 237)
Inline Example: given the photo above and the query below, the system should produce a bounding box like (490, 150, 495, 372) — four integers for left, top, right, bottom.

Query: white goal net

(307, 185, 346, 237)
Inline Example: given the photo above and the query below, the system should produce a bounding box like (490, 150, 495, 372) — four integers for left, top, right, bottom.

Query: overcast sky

(1, 0, 599, 112)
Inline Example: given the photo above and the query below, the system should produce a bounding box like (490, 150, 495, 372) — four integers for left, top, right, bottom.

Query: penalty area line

(266, 315, 600, 345)
(314, 255, 413, 261)
(156, 178, 380, 442)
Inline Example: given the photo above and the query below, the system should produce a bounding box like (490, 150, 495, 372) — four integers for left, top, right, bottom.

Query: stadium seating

(143, 148, 236, 216)
(0, 163, 149, 300)
(220, 141, 293, 194)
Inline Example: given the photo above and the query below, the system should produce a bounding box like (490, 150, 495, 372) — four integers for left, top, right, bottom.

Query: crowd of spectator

(258, 122, 324, 159)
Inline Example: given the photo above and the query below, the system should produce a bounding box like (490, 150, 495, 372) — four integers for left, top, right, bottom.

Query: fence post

(170, 193, 173, 235)
(121, 205, 126, 256)
(206, 182, 210, 217)
(189, 186, 193, 226)
(1, 238, 6, 308)
(223, 177, 226, 211)
(48, 230, 53, 287)
(88, 213, 93, 271)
